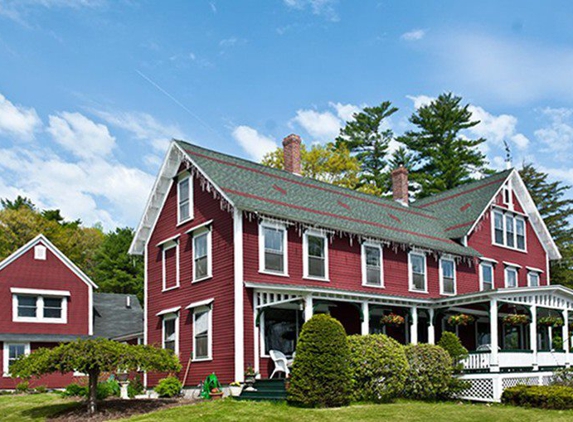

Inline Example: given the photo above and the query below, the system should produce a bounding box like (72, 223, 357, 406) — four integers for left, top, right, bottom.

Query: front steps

(236, 379, 287, 401)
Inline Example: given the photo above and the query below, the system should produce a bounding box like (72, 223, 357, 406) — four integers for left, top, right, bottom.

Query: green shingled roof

(414, 170, 512, 239)
(176, 141, 489, 258)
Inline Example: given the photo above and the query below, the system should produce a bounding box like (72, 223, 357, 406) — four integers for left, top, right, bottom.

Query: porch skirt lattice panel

(457, 378, 495, 402)
(542, 376, 553, 385)
(502, 376, 539, 389)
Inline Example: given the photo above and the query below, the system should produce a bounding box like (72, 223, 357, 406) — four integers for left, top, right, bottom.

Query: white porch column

(304, 295, 313, 322)
(361, 302, 369, 335)
(530, 305, 538, 371)
(411, 306, 418, 345)
(563, 309, 570, 367)
(253, 292, 260, 375)
(428, 308, 435, 345)
(490, 298, 499, 372)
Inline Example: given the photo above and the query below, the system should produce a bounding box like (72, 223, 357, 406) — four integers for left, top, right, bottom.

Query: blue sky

(1, 0, 573, 229)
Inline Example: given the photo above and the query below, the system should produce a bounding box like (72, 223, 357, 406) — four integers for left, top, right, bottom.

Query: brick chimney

(392, 165, 409, 206)
(283, 134, 302, 175)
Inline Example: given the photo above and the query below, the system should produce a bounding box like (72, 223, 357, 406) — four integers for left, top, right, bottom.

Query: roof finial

(503, 140, 512, 170)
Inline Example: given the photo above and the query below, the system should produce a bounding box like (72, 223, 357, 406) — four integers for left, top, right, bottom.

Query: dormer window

(177, 174, 192, 224)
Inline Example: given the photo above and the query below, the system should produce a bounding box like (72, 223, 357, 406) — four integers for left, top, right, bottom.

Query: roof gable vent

(34, 245, 47, 261)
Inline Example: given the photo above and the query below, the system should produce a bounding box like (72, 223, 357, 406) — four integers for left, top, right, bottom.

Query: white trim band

(185, 220, 213, 234)
(185, 298, 214, 310)
(10, 288, 70, 297)
(156, 234, 181, 248)
(156, 306, 181, 317)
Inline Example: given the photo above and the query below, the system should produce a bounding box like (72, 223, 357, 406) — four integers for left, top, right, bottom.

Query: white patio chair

(269, 350, 290, 379)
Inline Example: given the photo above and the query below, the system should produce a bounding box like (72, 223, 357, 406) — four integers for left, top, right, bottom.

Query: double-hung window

(505, 214, 515, 248)
(528, 271, 540, 287)
(440, 257, 456, 295)
(161, 239, 180, 291)
(193, 307, 212, 361)
(516, 219, 526, 250)
(493, 211, 504, 245)
(480, 262, 494, 291)
(303, 232, 328, 280)
(259, 223, 287, 275)
(409, 252, 427, 292)
(3, 343, 30, 376)
(505, 266, 519, 288)
(362, 243, 383, 287)
(492, 210, 526, 251)
(12, 290, 68, 323)
(177, 174, 192, 224)
(17, 296, 37, 318)
(162, 313, 178, 354)
(193, 228, 212, 282)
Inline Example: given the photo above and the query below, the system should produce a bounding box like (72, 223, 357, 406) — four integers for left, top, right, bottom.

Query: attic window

(502, 183, 513, 209)
(34, 245, 46, 261)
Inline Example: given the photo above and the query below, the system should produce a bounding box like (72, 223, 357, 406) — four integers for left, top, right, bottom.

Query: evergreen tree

(519, 163, 573, 287)
(1, 195, 35, 210)
(399, 93, 488, 197)
(335, 101, 398, 193)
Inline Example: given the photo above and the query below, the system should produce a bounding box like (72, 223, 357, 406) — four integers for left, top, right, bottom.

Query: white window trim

(504, 266, 519, 288)
(192, 306, 213, 362)
(192, 228, 213, 283)
(34, 245, 46, 260)
(177, 173, 193, 225)
(502, 183, 514, 209)
(361, 242, 384, 288)
(408, 251, 428, 293)
(3, 343, 30, 377)
(439, 256, 457, 296)
(491, 209, 527, 253)
(162, 312, 179, 356)
(162, 241, 180, 292)
(302, 230, 329, 281)
(258, 222, 289, 277)
(12, 294, 68, 324)
(479, 262, 495, 291)
(528, 270, 541, 287)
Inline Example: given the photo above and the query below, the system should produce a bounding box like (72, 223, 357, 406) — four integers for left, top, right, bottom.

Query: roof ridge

(175, 140, 439, 220)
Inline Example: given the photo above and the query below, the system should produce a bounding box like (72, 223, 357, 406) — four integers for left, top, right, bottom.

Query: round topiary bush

(155, 376, 182, 398)
(348, 334, 408, 403)
(287, 314, 351, 408)
(437, 332, 468, 373)
(403, 343, 453, 400)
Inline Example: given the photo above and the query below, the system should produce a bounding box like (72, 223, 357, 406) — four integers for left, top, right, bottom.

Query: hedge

(502, 385, 573, 410)
(437, 332, 468, 373)
(348, 334, 408, 403)
(288, 314, 352, 408)
(403, 343, 453, 400)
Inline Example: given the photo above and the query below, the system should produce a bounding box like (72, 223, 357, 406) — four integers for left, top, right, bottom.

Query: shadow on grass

(20, 401, 81, 419)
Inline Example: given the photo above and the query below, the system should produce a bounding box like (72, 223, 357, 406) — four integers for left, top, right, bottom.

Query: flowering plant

(538, 316, 564, 328)
(447, 314, 475, 326)
(503, 314, 529, 326)
(230, 381, 242, 387)
(244, 365, 258, 378)
(380, 313, 405, 327)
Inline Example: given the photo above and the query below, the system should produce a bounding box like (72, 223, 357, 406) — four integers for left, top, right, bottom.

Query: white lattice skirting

(457, 372, 554, 402)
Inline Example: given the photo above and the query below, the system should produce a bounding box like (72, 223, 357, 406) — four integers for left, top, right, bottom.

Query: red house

(0, 235, 143, 389)
(131, 136, 569, 402)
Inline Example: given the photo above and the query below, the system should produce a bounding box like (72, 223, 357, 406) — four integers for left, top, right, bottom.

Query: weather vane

(503, 140, 512, 169)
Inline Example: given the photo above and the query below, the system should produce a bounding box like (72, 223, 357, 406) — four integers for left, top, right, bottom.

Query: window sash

(7, 344, 27, 371)
(17, 296, 37, 318)
(481, 264, 494, 290)
(43, 298, 62, 319)
(193, 231, 210, 280)
(528, 272, 540, 287)
(364, 246, 381, 285)
(305, 234, 327, 278)
(178, 177, 191, 222)
(506, 268, 518, 288)
(505, 215, 515, 247)
(515, 219, 526, 250)
(410, 253, 426, 291)
(194, 310, 210, 359)
(263, 227, 285, 273)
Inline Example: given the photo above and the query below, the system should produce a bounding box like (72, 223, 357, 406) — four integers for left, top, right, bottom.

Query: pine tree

(335, 101, 398, 194)
(399, 93, 488, 197)
(519, 163, 573, 287)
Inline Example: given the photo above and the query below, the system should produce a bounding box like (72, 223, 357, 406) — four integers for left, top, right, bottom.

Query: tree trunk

(88, 369, 100, 415)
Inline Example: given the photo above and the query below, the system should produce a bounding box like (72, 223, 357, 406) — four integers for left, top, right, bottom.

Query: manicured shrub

(502, 385, 573, 410)
(347, 334, 408, 403)
(15, 381, 29, 394)
(34, 385, 47, 394)
(155, 376, 182, 398)
(288, 314, 352, 408)
(437, 332, 468, 373)
(61, 380, 117, 400)
(61, 383, 87, 397)
(403, 343, 453, 400)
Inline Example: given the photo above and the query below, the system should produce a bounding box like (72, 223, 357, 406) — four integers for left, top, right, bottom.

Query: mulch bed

(49, 398, 198, 422)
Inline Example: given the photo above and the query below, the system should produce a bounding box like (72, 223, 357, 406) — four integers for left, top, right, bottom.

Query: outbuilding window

(3, 343, 30, 376)
(13, 293, 67, 324)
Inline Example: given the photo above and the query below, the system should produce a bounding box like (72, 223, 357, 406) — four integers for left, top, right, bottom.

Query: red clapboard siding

(0, 243, 90, 335)
(146, 171, 236, 387)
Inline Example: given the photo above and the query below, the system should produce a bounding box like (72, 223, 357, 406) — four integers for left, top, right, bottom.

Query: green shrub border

(502, 385, 573, 410)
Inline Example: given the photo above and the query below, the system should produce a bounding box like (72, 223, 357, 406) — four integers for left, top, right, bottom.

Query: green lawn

(2, 394, 573, 422)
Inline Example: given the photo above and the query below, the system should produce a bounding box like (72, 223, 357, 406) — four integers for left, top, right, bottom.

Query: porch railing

(462, 351, 490, 371)
(462, 350, 568, 372)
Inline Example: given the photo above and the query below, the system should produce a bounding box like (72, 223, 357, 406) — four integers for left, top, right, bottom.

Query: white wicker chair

(269, 350, 291, 379)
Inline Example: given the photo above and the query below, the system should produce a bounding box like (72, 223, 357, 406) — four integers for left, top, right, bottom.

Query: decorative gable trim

(129, 141, 235, 256)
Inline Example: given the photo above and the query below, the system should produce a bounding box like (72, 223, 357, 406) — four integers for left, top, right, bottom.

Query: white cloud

(232, 125, 278, 161)
(47, 111, 115, 159)
(0, 93, 42, 140)
(283, 0, 339, 22)
(436, 32, 573, 104)
(0, 0, 104, 24)
(401, 29, 426, 41)
(292, 109, 341, 141)
(219, 37, 246, 48)
(534, 108, 573, 155)
(468, 105, 529, 151)
(329, 102, 361, 122)
(407, 95, 434, 109)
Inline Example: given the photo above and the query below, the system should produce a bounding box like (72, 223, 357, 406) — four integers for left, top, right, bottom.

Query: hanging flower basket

(447, 314, 475, 326)
(503, 314, 529, 326)
(538, 316, 564, 328)
(381, 313, 405, 327)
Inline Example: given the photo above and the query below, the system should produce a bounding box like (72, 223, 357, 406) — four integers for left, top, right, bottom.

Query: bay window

(440, 257, 456, 295)
(362, 243, 383, 287)
(303, 232, 328, 280)
(409, 252, 427, 292)
(259, 223, 287, 275)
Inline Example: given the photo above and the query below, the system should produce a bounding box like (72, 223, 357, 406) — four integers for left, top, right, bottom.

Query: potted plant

(209, 387, 224, 400)
(447, 313, 475, 326)
(244, 365, 258, 391)
(229, 381, 242, 397)
(380, 313, 405, 327)
(538, 316, 564, 328)
(503, 314, 529, 326)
